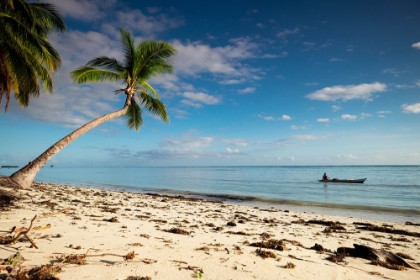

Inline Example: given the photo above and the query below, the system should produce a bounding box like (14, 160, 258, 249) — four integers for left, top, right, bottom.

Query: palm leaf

(119, 28, 135, 81)
(125, 99, 143, 131)
(85, 56, 125, 73)
(138, 92, 169, 122)
(134, 41, 176, 81)
(141, 81, 158, 98)
(71, 67, 121, 84)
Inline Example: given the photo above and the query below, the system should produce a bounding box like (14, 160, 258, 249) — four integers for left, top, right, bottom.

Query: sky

(1, 0, 420, 167)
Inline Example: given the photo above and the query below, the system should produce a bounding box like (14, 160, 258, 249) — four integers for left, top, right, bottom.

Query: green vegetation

(0, 0, 65, 111)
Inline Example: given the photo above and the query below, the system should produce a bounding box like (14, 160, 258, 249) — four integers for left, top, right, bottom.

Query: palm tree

(0, 0, 65, 112)
(9, 28, 177, 189)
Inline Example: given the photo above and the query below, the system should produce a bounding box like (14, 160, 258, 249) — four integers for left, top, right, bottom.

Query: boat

(318, 178, 366, 183)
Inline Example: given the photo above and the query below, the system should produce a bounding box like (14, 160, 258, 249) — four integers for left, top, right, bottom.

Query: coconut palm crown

(71, 28, 176, 131)
(0, 0, 65, 112)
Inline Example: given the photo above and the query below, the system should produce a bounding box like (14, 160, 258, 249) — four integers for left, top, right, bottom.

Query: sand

(0, 182, 419, 280)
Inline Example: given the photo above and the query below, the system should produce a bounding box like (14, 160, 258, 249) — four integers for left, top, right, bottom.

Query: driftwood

(0, 215, 39, 249)
(337, 244, 419, 270)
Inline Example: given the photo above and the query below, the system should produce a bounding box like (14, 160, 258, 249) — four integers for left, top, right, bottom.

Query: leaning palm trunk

(10, 96, 132, 189)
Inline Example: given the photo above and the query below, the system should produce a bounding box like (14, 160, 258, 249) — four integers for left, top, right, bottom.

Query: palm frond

(71, 67, 121, 84)
(29, 3, 66, 33)
(134, 41, 176, 81)
(138, 92, 169, 122)
(85, 56, 125, 73)
(125, 99, 143, 131)
(140, 81, 158, 98)
(119, 28, 135, 79)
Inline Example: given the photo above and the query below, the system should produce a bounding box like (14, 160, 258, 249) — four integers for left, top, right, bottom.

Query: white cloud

(317, 118, 329, 123)
(222, 139, 248, 147)
(293, 135, 319, 140)
(46, 0, 107, 21)
(277, 27, 299, 38)
(411, 42, 420, 49)
(219, 79, 245, 85)
(172, 109, 188, 119)
(115, 9, 184, 37)
(306, 82, 387, 101)
(180, 99, 202, 108)
(401, 103, 420, 114)
(238, 87, 256, 94)
(381, 68, 402, 77)
(337, 154, 358, 159)
(360, 113, 372, 119)
(226, 147, 240, 154)
(376, 110, 392, 114)
(263, 116, 275, 121)
(291, 125, 306, 130)
(305, 82, 319, 86)
(171, 38, 260, 80)
(329, 58, 344, 62)
(182, 92, 222, 107)
(161, 137, 214, 148)
(331, 105, 341, 112)
(261, 52, 288, 58)
(341, 114, 357, 120)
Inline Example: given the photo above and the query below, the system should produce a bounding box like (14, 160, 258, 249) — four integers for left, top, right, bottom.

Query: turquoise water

(2, 165, 419, 221)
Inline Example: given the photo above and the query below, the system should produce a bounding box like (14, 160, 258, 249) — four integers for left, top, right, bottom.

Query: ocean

(1, 165, 419, 223)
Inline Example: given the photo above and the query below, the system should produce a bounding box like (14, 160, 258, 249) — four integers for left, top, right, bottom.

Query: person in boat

(323, 173, 329, 180)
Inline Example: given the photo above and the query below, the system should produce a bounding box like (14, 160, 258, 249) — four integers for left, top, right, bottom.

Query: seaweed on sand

(355, 224, 420, 238)
(255, 248, 277, 259)
(249, 239, 287, 251)
(15, 264, 62, 280)
(163, 227, 191, 235)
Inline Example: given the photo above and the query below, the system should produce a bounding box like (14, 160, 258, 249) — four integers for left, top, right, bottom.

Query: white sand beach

(1, 182, 419, 279)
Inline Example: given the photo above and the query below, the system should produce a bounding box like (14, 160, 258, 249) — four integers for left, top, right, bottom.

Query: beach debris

(326, 252, 347, 264)
(140, 258, 157, 264)
(255, 248, 277, 259)
(63, 253, 87, 265)
(396, 252, 415, 260)
(126, 277, 152, 280)
(61, 250, 137, 265)
(310, 243, 332, 253)
(0, 215, 39, 249)
(249, 239, 287, 251)
(224, 230, 249, 236)
(2, 252, 24, 266)
(284, 262, 296, 269)
(405, 221, 420, 226)
(336, 244, 419, 270)
(11, 264, 62, 280)
(0, 185, 19, 210)
(213, 226, 224, 232)
(164, 227, 191, 235)
(355, 223, 420, 238)
(103, 216, 119, 223)
(226, 221, 236, 227)
(260, 232, 274, 239)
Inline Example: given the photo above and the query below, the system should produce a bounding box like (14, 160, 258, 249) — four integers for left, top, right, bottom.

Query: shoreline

(52, 180, 420, 224)
(1, 182, 419, 279)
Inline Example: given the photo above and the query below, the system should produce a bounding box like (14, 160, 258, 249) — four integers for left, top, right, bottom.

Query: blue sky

(1, 0, 420, 167)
